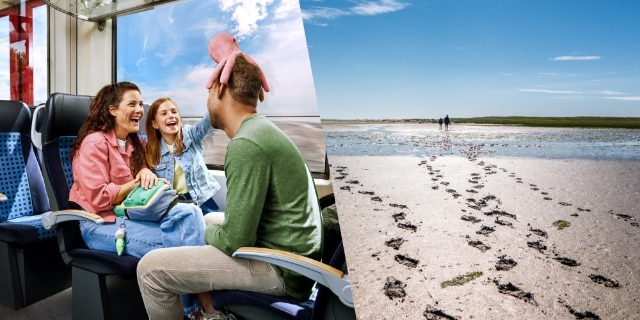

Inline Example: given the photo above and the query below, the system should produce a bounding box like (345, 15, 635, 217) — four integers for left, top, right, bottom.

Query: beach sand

(329, 155, 640, 319)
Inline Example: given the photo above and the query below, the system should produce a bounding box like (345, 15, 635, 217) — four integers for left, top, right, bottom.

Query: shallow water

(323, 123, 640, 160)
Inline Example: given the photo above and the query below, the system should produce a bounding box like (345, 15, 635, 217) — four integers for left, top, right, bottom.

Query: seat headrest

(139, 104, 150, 136)
(42, 93, 93, 145)
(0, 100, 31, 134)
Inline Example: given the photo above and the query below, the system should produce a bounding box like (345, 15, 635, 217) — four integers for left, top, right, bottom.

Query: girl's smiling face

(152, 100, 182, 144)
(110, 89, 144, 139)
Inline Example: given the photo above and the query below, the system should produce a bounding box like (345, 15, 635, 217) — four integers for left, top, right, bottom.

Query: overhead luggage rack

(42, 0, 179, 22)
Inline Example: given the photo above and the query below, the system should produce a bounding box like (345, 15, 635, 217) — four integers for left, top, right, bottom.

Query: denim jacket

(153, 113, 221, 206)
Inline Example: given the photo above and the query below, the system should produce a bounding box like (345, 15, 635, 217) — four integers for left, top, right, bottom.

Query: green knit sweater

(205, 115, 323, 301)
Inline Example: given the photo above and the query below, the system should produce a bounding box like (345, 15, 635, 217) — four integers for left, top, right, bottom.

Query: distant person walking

(444, 115, 451, 131)
(438, 118, 443, 130)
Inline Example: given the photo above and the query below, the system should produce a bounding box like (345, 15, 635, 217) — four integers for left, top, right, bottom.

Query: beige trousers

(137, 245, 286, 320)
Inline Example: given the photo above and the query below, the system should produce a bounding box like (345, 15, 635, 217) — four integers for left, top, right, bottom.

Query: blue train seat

(37, 93, 148, 320)
(211, 194, 356, 320)
(0, 100, 71, 310)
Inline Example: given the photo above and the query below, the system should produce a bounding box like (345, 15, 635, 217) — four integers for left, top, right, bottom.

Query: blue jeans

(178, 193, 220, 214)
(80, 203, 206, 258)
(199, 197, 220, 213)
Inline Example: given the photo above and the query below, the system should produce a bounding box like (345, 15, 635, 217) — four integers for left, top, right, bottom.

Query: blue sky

(300, 0, 640, 119)
(3, 0, 639, 121)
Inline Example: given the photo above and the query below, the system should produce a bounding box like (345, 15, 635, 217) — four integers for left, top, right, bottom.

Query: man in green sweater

(136, 54, 323, 320)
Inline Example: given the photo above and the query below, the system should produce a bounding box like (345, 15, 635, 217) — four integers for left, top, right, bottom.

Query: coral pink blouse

(69, 130, 141, 223)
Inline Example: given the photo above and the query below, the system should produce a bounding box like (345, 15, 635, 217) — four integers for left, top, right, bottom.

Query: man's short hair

(227, 55, 262, 107)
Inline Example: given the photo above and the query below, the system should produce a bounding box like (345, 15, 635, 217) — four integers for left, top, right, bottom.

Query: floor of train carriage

(0, 288, 72, 320)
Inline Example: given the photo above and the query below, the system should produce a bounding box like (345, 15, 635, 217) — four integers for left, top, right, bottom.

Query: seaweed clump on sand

(553, 220, 571, 230)
(441, 271, 483, 288)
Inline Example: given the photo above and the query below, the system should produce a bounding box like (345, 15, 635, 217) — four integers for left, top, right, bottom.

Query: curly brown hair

(70, 81, 147, 176)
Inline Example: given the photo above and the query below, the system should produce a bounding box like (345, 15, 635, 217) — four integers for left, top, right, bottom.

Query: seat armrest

(41, 209, 105, 229)
(0, 193, 6, 201)
(232, 247, 353, 308)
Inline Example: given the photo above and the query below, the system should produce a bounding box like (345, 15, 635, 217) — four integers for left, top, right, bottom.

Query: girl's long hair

(70, 81, 147, 176)
(145, 97, 185, 168)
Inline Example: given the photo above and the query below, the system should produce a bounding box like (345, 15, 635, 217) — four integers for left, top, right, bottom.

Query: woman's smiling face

(110, 89, 144, 139)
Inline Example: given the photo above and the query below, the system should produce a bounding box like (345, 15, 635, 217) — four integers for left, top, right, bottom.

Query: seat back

(0, 100, 70, 310)
(211, 192, 355, 320)
(37, 93, 150, 320)
(40, 93, 93, 211)
(0, 100, 52, 239)
(38, 93, 94, 262)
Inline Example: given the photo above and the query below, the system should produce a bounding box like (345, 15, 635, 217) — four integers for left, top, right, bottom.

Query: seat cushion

(0, 215, 56, 245)
(0, 132, 54, 246)
(66, 248, 140, 279)
(212, 290, 312, 320)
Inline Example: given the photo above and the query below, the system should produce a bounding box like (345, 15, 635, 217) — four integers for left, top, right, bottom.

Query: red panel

(2, 1, 43, 105)
(9, 14, 33, 105)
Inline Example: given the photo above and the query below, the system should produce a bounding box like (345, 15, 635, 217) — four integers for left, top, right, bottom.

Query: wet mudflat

(330, 154, 640, 319)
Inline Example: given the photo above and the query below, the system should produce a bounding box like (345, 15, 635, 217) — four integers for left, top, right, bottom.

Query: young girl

(145, 97, 221, 214)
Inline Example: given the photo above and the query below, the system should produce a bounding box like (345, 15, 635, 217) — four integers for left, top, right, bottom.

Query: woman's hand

(136, 168, 159, 190)
(114, 179, 140, 205)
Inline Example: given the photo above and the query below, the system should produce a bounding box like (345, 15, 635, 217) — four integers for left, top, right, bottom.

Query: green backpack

(114, 183, 178, 222)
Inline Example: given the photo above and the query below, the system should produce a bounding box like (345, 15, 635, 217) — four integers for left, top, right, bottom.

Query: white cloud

(551, 55, 601, 61)
(519, 89, 582, 94)
(274, 0, 300, 20)
(605, 96, 640, 101)
(220, 0, 275, 38)
(538, 72, 559, 76)
(351, 0, 409, 15)
(302, 0, 410, 24)
(301, 6, 346, 21)
(598, 90, 624, 95)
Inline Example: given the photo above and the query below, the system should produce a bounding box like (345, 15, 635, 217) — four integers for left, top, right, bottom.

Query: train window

(116, 0, 327, 175)
(0, 0, 47, 105)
